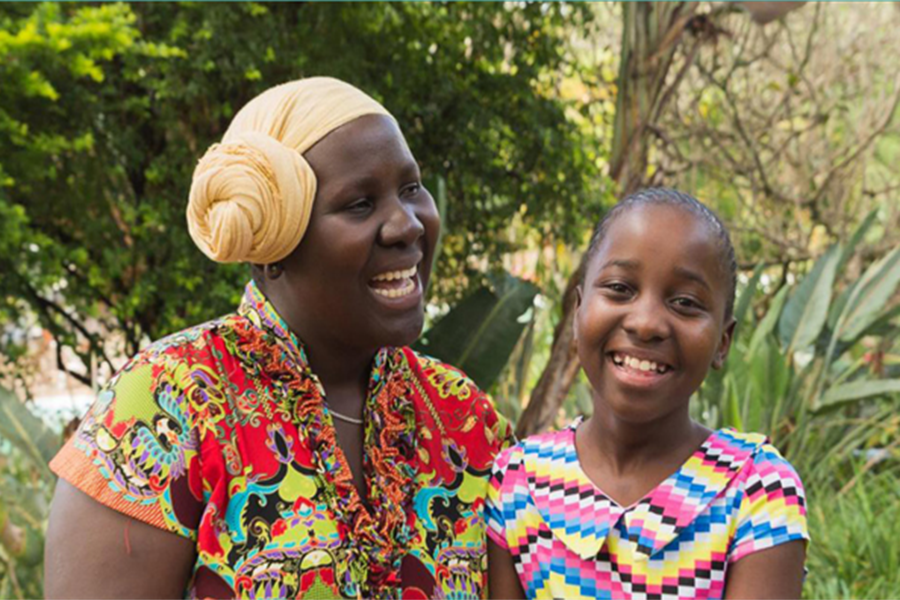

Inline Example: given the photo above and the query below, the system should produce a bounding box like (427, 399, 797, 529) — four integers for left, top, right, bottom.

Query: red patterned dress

(51, 281, 513, 599)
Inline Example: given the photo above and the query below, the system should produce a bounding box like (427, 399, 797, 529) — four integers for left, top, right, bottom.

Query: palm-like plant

(695, 211, 900, 486)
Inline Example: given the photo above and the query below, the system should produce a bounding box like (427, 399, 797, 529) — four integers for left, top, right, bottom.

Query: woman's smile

(368, 261, 423, 305)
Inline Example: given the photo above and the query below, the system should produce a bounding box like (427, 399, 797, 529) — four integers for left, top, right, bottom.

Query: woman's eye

(401, 182, 421, 197)
(345, 198, 374, 213)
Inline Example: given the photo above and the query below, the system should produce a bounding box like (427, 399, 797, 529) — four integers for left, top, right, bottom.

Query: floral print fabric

(486, 420, 809, 600)
(51, 281, 512, 599)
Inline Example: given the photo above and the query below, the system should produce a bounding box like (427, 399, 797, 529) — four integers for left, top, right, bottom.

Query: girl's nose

(380, 197, 425, 247)
(622, 297, 669, 342)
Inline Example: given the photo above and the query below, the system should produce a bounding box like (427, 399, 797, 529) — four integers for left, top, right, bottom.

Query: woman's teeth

(611, 352, 670, 374)
(371, 265, 417, 282)
(372, 279, 415, 298)
(370, 265, 417, 298)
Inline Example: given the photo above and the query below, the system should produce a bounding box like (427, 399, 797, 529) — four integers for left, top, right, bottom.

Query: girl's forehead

(591, 204, 725, 275)
(607, 204, 713, 244)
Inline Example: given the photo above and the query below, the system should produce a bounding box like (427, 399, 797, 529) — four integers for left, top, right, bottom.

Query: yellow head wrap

(186, 77, 393, 264)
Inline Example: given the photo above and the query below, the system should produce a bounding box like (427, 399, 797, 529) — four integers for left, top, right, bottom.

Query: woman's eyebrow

(327, 175, 379, 199)
(672, 266, 711, 291)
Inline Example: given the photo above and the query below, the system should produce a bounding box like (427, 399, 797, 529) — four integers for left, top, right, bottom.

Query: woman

(45, 77, 512, 599)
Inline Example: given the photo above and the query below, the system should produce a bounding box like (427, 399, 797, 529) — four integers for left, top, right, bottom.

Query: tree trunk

(516, 1, 700, 438)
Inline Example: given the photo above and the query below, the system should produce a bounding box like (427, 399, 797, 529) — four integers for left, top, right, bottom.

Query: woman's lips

(368, 265, 422, 308)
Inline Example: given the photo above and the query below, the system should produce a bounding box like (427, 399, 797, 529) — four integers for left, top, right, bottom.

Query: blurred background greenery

(1, 2, 899, 598)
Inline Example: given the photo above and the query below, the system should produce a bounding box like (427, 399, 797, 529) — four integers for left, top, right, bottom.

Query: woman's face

(273, 114, 440, 354)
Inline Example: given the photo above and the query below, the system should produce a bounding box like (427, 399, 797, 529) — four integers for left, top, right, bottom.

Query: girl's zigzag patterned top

(486, 419, 809, 600)
(51, 281, 513, 599)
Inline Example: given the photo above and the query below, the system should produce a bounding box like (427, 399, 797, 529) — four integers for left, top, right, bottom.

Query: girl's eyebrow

(598, 260, 711, 292)
(672, 266, 711, 292)
(599, 259, 639, 271)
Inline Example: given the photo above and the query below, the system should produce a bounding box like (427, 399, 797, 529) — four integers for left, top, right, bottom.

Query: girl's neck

(580, 406, 709, 476)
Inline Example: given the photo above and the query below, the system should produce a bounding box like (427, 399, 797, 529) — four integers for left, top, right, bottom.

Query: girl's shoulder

(711, 428, 798, 469)
(492, 423, 575, 475)
(706, 428, 805, 497)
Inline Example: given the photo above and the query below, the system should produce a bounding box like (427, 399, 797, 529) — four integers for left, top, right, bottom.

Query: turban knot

(187, 131, 315, 264)
(185, 77, 392, 264)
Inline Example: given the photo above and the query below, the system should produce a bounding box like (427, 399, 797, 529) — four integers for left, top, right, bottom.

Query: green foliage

(415, 273, 538, 390)
(804, 471, 900, 599)
(0, 386, 62, 599)
(778, 244, 840, 355)
(0, 2, 600, 382)
(695, 217, 900, 486)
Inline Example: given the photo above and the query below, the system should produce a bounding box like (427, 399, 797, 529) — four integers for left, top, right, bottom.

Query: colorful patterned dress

(51, 281, 512, 599)
(486, 420, 809, 600)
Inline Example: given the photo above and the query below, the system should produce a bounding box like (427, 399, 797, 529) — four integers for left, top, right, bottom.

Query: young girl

(487, 188, 809, 600)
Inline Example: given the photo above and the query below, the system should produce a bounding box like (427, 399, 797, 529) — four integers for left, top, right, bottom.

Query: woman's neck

(267, 291, 375, 410)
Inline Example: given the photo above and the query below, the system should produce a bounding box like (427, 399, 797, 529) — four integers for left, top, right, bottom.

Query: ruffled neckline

(234, 281, 418, 598)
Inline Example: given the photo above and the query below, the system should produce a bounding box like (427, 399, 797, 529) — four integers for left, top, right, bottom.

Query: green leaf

(778, 245, 841, 354)
(734, 262, 765, 328)
(837, 209, 879, 274)
(414, 274, 539, 389)
(816, 378, 900, 412)
(748, 284, 790, 357)
(723, 378, 743, 431)
(827, 211, 879, 331)
(0, 386, 61, 481)
(835, 246, 900, 342)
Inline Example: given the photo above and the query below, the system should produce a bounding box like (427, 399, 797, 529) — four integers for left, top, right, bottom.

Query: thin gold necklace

(327, 406, 364, 426)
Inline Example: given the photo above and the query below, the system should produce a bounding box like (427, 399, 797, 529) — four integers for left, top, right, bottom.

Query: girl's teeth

(615, 353, 667, 374)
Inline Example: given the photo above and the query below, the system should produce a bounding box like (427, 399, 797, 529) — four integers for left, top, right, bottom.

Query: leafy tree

(515, 1, 900, 437)
(0, 2, 601, 387)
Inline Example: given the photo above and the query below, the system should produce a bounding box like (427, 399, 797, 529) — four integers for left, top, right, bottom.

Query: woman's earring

(265, 263, 284, 279)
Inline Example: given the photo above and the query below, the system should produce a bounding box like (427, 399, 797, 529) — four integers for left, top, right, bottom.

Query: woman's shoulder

(101, 313, 245, 416)
(115, 312, 253, 383)
(135, 313, 239, 362)
(401, 347, 491, 409)
(400, 347, 513, 450)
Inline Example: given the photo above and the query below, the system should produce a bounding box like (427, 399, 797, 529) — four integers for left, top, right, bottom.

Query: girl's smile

(575, 203, 735, 424)
(607, 349, 675, 389)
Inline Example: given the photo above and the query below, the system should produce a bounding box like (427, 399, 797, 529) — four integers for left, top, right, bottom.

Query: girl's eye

(602, 282, 632, 296)
(672, 297, 704, 311)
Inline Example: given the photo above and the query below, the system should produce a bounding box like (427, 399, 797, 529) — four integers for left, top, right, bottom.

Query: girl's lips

(607, 354, 674, 389)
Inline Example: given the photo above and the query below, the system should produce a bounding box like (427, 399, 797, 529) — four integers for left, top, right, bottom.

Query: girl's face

(275, 114, 440, 354)
(575, 204, 735, 425)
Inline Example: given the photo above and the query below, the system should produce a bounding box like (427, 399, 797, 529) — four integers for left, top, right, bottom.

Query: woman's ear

(264, 262, 284, 280)
(712, 317, 737, 370)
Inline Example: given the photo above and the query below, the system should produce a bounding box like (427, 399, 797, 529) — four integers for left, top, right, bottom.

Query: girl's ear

(712, 317, 737, 370)
(573, 285, 583, 344)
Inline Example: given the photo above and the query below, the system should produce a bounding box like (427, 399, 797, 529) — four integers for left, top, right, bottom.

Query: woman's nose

(380, 198, 425, 247)
(622, 296, 669, 342)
